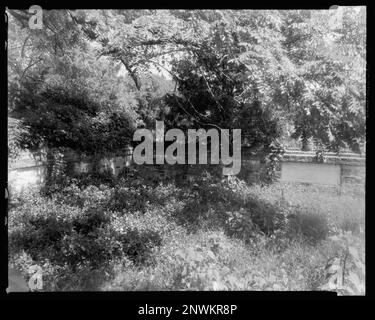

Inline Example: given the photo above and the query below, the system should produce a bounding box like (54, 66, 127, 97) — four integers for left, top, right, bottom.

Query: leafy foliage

(8, 9, 365, 154)
(8, 117, 28, 162)
(319, 232, 365, 295)
(281, 8, 366, 152)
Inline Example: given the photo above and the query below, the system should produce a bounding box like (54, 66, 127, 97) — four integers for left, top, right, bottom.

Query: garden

(7, 8, 366, 294)
(8, 168, 365, 293)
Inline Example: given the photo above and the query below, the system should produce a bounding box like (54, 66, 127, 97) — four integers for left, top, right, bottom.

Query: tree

(280, 8, 366, 152)
(8, 8, 366, 166)
(8, 9, 138, 156)
(75, 10, 285, 143)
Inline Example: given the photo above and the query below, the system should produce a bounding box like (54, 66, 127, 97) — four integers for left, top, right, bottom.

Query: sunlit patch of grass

(247, 181, 365, 233)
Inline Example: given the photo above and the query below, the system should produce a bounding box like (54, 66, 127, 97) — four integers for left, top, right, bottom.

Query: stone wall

(8, 148, 365, 192)
(279, 150, 365, 186)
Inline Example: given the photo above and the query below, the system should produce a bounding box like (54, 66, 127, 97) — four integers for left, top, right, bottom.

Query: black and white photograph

(5, 7, 366, 298)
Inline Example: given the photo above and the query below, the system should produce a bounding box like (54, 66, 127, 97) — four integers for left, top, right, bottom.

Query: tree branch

(120, 58, 141, 91)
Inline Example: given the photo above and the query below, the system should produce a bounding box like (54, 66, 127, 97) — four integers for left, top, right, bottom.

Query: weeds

(8, 175, 365, 293)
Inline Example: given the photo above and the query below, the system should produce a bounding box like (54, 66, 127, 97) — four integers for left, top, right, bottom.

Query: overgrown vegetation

(7, 8, 365, 294)
(8, 173, 365, 294)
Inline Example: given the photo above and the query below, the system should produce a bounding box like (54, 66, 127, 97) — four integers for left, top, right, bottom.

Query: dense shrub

(41, 168, 117, 197)
(54, 183, 112, 208)
(118, 229, 162, 264)
(106, 187, 148, 213)
(170, 175, 288, 237)
(72, 169, 117, 188)
(8, 194, 164, 273)
(225, 209, 262, 242)
(9, 197, 80, 261)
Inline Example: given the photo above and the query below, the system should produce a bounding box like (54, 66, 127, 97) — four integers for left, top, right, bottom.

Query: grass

(8, 177, 365, 294)
(248, 182, 365, 234)
(101, 231, 337, 291)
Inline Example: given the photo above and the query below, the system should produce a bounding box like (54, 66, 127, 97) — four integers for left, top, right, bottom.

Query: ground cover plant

(8, 172, 365, 294)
